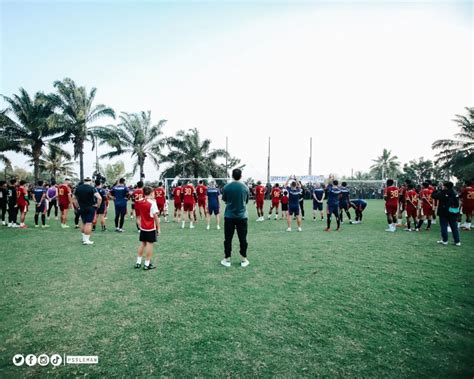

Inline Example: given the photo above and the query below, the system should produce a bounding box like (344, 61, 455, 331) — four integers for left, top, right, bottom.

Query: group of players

(383, 178, 473, 233)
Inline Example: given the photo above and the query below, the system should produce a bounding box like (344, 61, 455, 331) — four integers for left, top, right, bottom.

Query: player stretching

(58, 178, 73, 228)
(350, 199, 367, 224)
(110, 178, 129, 232)
(267, 183, 281, 220)
(325, 180, 341, 231)
(134, 186, 160, 270)
(339, 182, 352, 224)
(404, 183, 419, 231)
(417, 182, 434, 231)
(196, 180, 208, 220)
(255, 181, 266, 221)
(132, 181, 145, 231)
(182, 180, 196, 229)
(285, 176, 303, 232)
(460, 180, 474, 230)
(93, 179, 108, 231)
(33, 181, 48, 228)
(384, 179, 399, 232)
(17, 180, 29, 229)
(312, 183, 325, 221)
(154, 182, 168, 222)
(173, 182, 183, 222)
(206, 181, 221, 230)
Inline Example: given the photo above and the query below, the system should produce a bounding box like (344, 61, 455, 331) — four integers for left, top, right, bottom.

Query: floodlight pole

(225, 136, 228, 176)
(266, 137, 271, 184)
(308, 137, 312, 176)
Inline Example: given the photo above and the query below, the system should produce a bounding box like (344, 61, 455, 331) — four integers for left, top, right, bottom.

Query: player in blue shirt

(110, 178, 129, 232)
(206, 181, 221, 230)
(312, 183, 325, 221)
(33, 180, 48, 228)
(325, 180, 341, 231)
(350, 199, 367, 224)
(339, 182, 352, 224)
(284, 175, 303, 232)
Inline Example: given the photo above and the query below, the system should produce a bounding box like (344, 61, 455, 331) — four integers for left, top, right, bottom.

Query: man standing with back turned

(221, 169, 250, 268)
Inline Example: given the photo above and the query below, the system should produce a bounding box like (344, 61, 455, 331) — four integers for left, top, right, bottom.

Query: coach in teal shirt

(221, 169, 250, 268)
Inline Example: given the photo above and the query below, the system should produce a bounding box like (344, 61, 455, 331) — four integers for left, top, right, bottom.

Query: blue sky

(1, 1, 472, 181)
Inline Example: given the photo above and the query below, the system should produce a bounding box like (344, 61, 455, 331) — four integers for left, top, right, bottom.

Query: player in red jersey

(182, 180, 196, 229)
(134, 186, 160, 270)
(154, 182, 168, 222)
(254, 181, 266, 221)
(383, 179, 399, 232)
(196, 180, 208, 220)
(404, 183, 419, 231)
(172, 182, 183, 222)
(16, 180, 29, 228)
(396, 181, 408, 226)
(58, 178, 73, 228)
(460, 180, 474, 230)
(132, 181, 145, 230)
(267, 183, 282, 220)
(417, 181, 434, 231)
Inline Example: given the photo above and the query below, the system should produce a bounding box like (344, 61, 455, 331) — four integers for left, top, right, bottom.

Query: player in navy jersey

(206, 181, 221, 230)
(350, 199, 367, 224)
(339, 182, 352, 224)
(110, 178, 129, 232)
(325, 180, 341, 231)
(312, 183, 325, 221)
(33, 181, 48, 228)
(284, 175, 303, 232)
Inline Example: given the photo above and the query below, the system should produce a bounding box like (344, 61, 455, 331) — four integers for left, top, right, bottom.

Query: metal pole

(308, 137, 312, 176)
(225, 136, 228, 176)
(266, 137, 270, 184)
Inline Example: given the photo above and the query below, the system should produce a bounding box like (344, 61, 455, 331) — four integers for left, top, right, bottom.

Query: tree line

(0, 78, 244, 183)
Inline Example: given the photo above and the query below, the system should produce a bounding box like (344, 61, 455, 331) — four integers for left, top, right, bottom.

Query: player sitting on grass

(404, 183, 419, 232)
(255, 181, 266, 221)
(325, 180, 341, 232)
(33, 180, 48, 228)
(268, 183, 281, 220)
(384, 179, 399, 232)
(134, 186, 160, 270)
(285, 176, 303, 232)
(417, 181, 434, 231)
(206, 181, 221, 230)
(349, 199, 367, 224)
(312, 182, 325, 221)
(339, 181, 351, 224)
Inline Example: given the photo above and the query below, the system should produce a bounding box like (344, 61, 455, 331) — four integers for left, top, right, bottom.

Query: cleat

(217, 225, 221, 230)
(286, 227, 291, 232)
(220, 259, 231, 267)
(206, 225, 210, 230)
(82, 240, 94, 245)
(455, 242, 461, 246)
(143, 263, 156, 270)
(324, 228, 330, 232)
(297, 227, 302, 232)
(35, 225, 39, 228)
(20, 224, 28, 229)
(41, 225, 50, 228)
(241, 259, 249, 268)
(437, 240, 448, 246)
(134, 263, 141, 269)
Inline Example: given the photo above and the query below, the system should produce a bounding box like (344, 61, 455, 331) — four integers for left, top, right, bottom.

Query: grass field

(0, 199, 473, 378)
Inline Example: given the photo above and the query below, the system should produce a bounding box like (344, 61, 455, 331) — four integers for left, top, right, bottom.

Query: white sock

(84, 234, 90, 242)
(145, 260, 150, 266)
(190, 222, 194, 226)
(82, 233, 86, 241)
(136, 256, 142, 264)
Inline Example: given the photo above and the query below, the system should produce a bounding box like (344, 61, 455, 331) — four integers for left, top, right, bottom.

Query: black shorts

(313, 201, 323, 211)
(281, 203, 288, 211)
(139, 230, 157, 243)
(339, 202, 349, 211)
(79, 206, 96, 224)
(96, 206, 106, 215)
(288, 205, 299, 216)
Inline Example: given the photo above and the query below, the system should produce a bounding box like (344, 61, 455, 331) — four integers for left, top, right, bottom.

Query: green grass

(0, 200, 473, 378)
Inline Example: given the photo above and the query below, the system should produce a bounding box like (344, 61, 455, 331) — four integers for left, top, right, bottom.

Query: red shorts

(406, 205, 417, 218)
(198, 198, 206, 208)
(271, 199, 280, 208)
(17, 203, 28, 213)
(183, 202, 194, 212)
(385, 202, 398, 216)
(157, 202, 165, 212)
(422, 205, 434, 217)
(463, 206, 473, 216)
(174, 202, 182, 210)
(256, 198, 264, 209)
(59, 202, 69, 211)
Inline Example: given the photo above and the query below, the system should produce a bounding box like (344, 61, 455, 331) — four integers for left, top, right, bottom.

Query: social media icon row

(13, 354, 62, 367)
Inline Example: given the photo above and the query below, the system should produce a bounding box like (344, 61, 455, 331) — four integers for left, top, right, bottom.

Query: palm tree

(432, 107, 474, 179)
(93, 111, 167, 179)
(370, 149, 401, 180)
(160, 128, 229, 178)
(36, 143, 76, 181)
(0, 89, 60, 182)
(50, 78, 115, 181)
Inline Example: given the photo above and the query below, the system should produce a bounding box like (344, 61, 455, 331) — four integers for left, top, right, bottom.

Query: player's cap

(84, 177, 92, 182)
